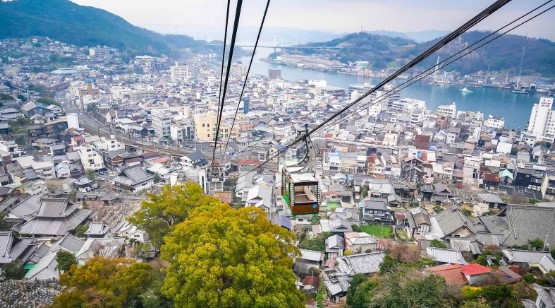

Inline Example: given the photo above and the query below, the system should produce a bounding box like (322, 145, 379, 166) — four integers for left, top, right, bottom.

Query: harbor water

(245, 49, 544, 130)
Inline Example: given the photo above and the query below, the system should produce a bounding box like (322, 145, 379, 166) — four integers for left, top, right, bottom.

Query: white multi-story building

(437, 102, 457, 118)
(170, 122, 195, 141)
(389, 98, 426, 114)
(32, 161, 55, 180)
(93, 136, 125, 152)
(151, 109, 173, 138)
(526, 97, 555, 142)
(483, 115, 505, 129)
(170, 63, 189, 82)
(78, 146, 105, 171)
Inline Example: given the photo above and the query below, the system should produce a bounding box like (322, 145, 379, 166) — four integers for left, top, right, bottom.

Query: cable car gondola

(281, 125, 320, 215)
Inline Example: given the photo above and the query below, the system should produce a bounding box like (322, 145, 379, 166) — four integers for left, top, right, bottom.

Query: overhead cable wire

(212, 0, 244, 165)
(320, 0, 555, 134)
(220, 0, 272, 164)
(233, 0, 547, 180)
(278, 0, 511, 152)
(216, 0, 232, 131)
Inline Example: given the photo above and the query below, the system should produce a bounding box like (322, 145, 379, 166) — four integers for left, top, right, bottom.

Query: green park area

(361, 224, 393, 238)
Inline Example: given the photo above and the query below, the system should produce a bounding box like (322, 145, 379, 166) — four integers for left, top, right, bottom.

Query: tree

(0, 261, 26, 279)
(129, 182, 221, 248)
(51, 257, 157, 308)
(85, 169, 96, 180)
(361, 188, 369, 199)
(75, 224, 88, 238)
(36, 97, 61, 106)
(346, 274, 376, 308)
(0, 212, 10, 231)
(430, 239, 448, 249)
(161, 203, 304, 307)
(16, 94, 27, 102)
(528, 238, 544, 250)
(55, 250, 77, 272)
(351, 267, 462, 307)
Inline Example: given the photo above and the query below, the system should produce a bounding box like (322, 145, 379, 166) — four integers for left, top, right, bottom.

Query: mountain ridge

(291, 31, 555, 77)
(0, 0, 202, 56)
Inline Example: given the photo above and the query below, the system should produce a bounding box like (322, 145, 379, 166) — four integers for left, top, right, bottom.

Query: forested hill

(296, 31, 555, 77)
(0, 0, 202, 56)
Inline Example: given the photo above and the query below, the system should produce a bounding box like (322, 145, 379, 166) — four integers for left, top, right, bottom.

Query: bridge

(206, 44, 341, 50)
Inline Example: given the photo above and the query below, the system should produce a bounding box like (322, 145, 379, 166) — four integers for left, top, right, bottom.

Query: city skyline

(71, 0, 555, 42)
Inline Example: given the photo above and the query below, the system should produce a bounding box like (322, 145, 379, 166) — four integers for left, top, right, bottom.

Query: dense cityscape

(1, 0, 555, 307)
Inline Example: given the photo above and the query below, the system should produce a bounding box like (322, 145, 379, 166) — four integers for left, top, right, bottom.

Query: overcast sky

(71, 0, 555, 41)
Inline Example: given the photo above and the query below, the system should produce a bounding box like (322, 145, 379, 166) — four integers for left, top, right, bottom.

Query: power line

(220, 0, 272, 164)
(320, 0, 555, 135)
(212, 0, 244, 165)
(281, 0, 511, 152)
(234, 0, 555, 181)
(216, 0, 232, 129)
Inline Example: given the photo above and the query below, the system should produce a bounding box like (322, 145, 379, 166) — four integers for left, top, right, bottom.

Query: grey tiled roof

(121, 165, 154, 184)
(37, 198, 69, 218)
(502, 249, 550, 264)
(501, 205, 555, 247)
(435, 206, 475, 237)
(326, 235, 345, 251)
(336, 252, 385, 275)
(0, 231, 14, 264)
(9, 195, 41, 220)
(426, 247, 467, 265)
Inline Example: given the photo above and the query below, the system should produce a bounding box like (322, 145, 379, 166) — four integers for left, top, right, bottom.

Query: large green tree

(348, 267, 462, 307)
(55, 250, 77, 272)
(51, 257, 160, 308)
(129, 182, 220, 248)
(161, 204, 304, 307)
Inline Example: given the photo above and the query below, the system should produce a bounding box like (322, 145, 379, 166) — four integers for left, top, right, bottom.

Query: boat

(512, 88, 528, 94)
(460, 87, 473, 93)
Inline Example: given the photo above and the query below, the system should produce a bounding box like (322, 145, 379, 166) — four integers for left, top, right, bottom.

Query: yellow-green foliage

(462, 286, 483, 300)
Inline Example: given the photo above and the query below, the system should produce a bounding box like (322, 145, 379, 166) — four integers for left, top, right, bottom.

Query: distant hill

(0, 0, 202, 56)
(363, 30, 449, 42)
(291, 31, 555, 77)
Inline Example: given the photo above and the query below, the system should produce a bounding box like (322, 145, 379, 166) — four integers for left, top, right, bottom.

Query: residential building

(170, 121, 195, 141)
(170, 63, 189, 82)
(194, 111, 230, 142)
(437, 102, 457, 118)
(343, 232, 377, 253)
(113, 165, 154, 192)
(78, 146, 105, 171)
(484, 115, 505, 129)
(526, 97, 555, 142)
(32, 161, 55, 179)
(151, 108, 173, 138)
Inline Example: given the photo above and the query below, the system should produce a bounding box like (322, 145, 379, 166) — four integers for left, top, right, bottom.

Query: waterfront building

(437, 102, 457, 118)
(483, 115, 505, 129)
(526, 97, 555, 143)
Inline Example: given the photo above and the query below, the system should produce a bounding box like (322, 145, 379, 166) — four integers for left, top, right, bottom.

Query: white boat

(460, 87, 473, 93)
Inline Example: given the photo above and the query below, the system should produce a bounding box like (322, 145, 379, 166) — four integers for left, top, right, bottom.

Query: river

(242, 49, 544, 130)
